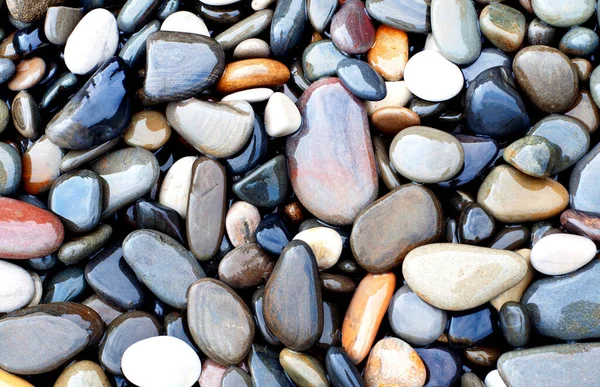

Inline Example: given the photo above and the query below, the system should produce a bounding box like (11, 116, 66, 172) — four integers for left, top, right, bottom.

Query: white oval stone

(264, 92, 302, 138)
(403, 50, 464, 102)
(252, 0, 276, 10)
(159, 156, 197, 219)
(233, 38, 270, 60)
(64, 8, 119, 75)
(531, 233, 596, 275)
(122, 336, 201, 387)
(161, 11, 210, 36)
(365, 81, 412, 116)
(293, 227, 343, 270)
(221, 88, 274, 103)
(485, 370, 507, 387)
(0, 260, 35, 313)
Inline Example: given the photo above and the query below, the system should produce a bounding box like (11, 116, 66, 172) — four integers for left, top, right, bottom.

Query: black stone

(499, 301, 530, 349)
(336, 58, 386, 101)
(489, 225, 530, 250)
(134, 199, 186, 244)
(248, 344, 294, 387)
(325, 346, 366, 387)
(232, 155, 289, 208)
(224, 115, 268, 176)
(461, 48, 511, 87)
(448, 306, 496, 346)
(117, 0, 160, 34)
(39, 72, 79, 112)
(251, 286, 281, 346)
(255, 213, 293, 256)
(12, 25, 49, 57)
(270, 0, 306, 57)
(119, 20, 161, 68)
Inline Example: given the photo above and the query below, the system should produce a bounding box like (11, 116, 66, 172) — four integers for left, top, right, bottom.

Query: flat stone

(222, 88, 274, 103)
(0, 142, 21, 196)
(218, 243, 273, 289)
(159, 156, 197, 219)
(365, 0, 430, 33)
(122, 230, 206, 309)
(248, 345, 293, 387)
(404, 50, 464, 102)
(371, 107, 420, 136)
(279, 349, 328, 387)
(559, 26, 599, 56)
(531, 233, 596, 276)
(44, 6, 83, 45)
(215, 10, 273, 51)
(225, 201, 260, 247)
(233, 155, 288, 208)
(7, 58, 45, 92)
(216, 59, 290, 94)
(565, 90, 600, 134)
(513, 45, 578, 113)
(478, 165, 569, 223)
(367, 25, 408, 81)
(54, 360, 110, 387)
(403, 243, 527, 311)
(270, 0, 305, 56)
(294, 227, 343, 270)
(336, 58, 386, 101)
(59, 138, 119, 173)
(0, 32, 18, 61)
(503, 135, 559, 178)
(12, 91, 41, 139)
(135, 199, 186, 244)
(480, 3, 526, 52)
(342, 273, 396, 364)
(330, 0, 375, 55)
(233, 38, 270, 60)
(364, 337, 426, 387)
(160, 11, 209, 35)
(499, 302, 530, 348)
(82, 294, 123, 325)
(124, 110, 171, 151)
(531, 0, 595, 27)
(144, 31, 224, 104)
(365, 81, 412, 115)
(166, 98, 254, 158)
(264, 92, 301, 137)
(287, 78, 378, 226)
(302, 39, 347, 82)
(431, 0, 481, 65)
(0, 260, 34, 313)
(57, 224, 112, 266)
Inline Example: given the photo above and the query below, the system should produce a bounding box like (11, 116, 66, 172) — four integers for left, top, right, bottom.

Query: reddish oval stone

(330, 0, 375, 55)
(286, 78, 378, 226)
(0, 197, 64, 259)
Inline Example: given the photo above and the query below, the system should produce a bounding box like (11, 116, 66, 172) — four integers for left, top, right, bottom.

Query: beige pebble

(159, 156, 197, 219)
(226, 201, 261, 247)
(490, 249, 534, 311)
(530, 233, 596, 275)
(294, 227, 343, 270)
(221, 88, 274, 103)
(365, 81, 412, 116)
(364, 337, 426, 387)
(233, 38, 270, 60)
(264, 92, 302, 138)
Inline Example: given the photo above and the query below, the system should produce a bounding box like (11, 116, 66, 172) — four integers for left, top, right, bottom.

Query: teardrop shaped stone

(263, 240, 323, 351)
(270, 0, 305, 56)
(232, 155, 289, 208)
(330, 0, 375, 55)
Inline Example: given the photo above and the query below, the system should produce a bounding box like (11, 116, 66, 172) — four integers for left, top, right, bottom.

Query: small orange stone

(8, 57, 46, 91)
(311, 31, 323, 43)
(367, 25, 409, 82)
(124, 110, 172, 151)
(21, 135, 65, 195)
(371, 106, 421, 136)
(0, 368, 34, 387)
(216, 59, 290, 94)
(341, 272, 396, 364)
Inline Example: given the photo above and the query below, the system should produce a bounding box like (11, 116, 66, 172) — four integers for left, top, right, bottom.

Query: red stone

(330, 0, 376, 55)
(0, 197, 64, 259)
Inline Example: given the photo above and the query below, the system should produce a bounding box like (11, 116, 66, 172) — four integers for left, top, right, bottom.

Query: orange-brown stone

(216, 59, 290, 94)
(7, 57, 45, 91)
(364, 337, 426, 387)
(21, 135, 65, 195)
(371, 107, 420, 136)
(367, 25, 409, 81)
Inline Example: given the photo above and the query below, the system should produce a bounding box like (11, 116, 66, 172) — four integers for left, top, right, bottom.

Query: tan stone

(364, 337, 426, 387)
(491, 249, 534, 311)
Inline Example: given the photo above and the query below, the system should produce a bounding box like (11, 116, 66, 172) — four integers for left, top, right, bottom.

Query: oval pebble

(530, 233, 596, 275)
(404, 50, 464, 102)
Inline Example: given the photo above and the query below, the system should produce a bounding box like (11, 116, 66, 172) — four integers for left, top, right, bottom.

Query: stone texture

(367, 25, 408, 81)
(431, 0, 481, 65)
(364, 337, 426, 387)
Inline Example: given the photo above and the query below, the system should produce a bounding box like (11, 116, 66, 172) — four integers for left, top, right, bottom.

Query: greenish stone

(503, 135, 559, 178)
(480, 3, 526, 52)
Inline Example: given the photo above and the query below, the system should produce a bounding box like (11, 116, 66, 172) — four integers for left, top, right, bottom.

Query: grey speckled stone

(0, 57, 15, 84)
(366, 0, 430, 33)
(559, 26, 599, 57)
(503, 135, 558, 178)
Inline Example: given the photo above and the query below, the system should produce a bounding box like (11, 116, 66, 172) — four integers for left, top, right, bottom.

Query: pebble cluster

(0, 0, 599, 386)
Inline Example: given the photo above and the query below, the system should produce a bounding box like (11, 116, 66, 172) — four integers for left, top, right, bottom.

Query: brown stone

(560, 209, 600, 241)
(283, 202, 304, 224)
(218, 243, 274, 289)
(464, 346, 501, 367)
(21, 135, 65, 195)
(371, 106, 420, 136)
(216, 59, 290, 94)
(372, 135, 402, 191)
(321, 273, 356, 294)
(565, 90, 600, 134)
(364, 337, 427, 387)
(124, 110, 171, 151)
(572, 58, 592, 82)
(0, 32, 19, 61)
(54, 360, 110, 387)
(7, 58, 46, 91)
(367, 25, 408, 81)
(7, 0, 66, 22)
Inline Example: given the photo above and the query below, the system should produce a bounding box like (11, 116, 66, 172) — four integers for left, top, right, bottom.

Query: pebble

(42, 265, 87, 303)
(390, 126, 464, 183)
(404, 50, 464, 102)
(561, 209, 600, 241)
(215, 10, 273, 52)
(219, 243, 273, 289)
(44, 6, 84, 46)
(264, 92, 301, 137)
(531, 0, 595, 27)
(59, 138, 119, 173)
(499, 302, 530, 348)
(388, 284, 447, 346)
(217, 59, 290, 94)
(222, 88, 274, 103)
(0, 142, 21, 196)
(465, 346, 500, 368)
(233, 38, 270, 60)
(490, 249, 533, 310)
(513, 45, 578, 113)
(11, 92, 40, 139)
(222, 367, 252, 387)
(431, 0, 481, 65)
(569, 142, 600, 216)
(54, 360, 110, 387)
(459, 203, 496, 245)
(60, 224, 111, 265)
(7, 0, 66, 23)
(366, 0, 430, 33)
(117, 0, 160, 34)
(279, 348, 329, 387)
(365, 81, 412, 115)
(287, 78, 378, 226)
(167, 99, 254, 158)
(82, 294, 122, 325)
(448, 306, 496, 346)
(364, 337, 426, 387)
(64, 9, 118, 75)
(0, 260, 34, 313)
(531, 233, 596, 275)
(371, 106, 420, 135)
(503, 135, 559, 178)
(480, 3, 526, 52)
(124, 110, 171, 151)
(559, 27, 599, 56)
(0, 58, 14, 85)
(342, 273, 395, 364)
(7, 57, 45, 91)
(527, 18, 555, 45)
(565, 90, 600, 134)
(135, 199, 186, 244)
(119, 20, 161, 67)
(198, 359, 230, 387)
(252, 287, 281, 346)
(160, 11, 209, 35)
(484, 370, 507, 387)
(264, 240, 322, 351)
(0, 32, 18, 61)
(302, 39, 347, 82)
(307, 0, 337, 32)
(256, 213, 292, 255)
(225, 201, 260, 247)
(367, 25, 408, 81)
(416, 344, 462, 386)
(336, 58, 386, 101)
(330, 0, 375, 55)
(294, 227, 342, 270)
(0, 101, 7, 134)
(325, 347, 365, 387)
(462, 373, 485, 387)
(158, 156, 196, 219)
(372, 137, 402, 190)
(403, 244, 527, 311)
(461, 47, 511, 87)
(248, 344, 293, 387)
(270, 0, 305, 57)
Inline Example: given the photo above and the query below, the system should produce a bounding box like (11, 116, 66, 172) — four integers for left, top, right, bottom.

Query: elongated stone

(216, 59, 290, 94)
(531, 233, 596, 275)
(159, 156, 197, 219)
(215, 10, 273, 51)
(117, 0, 160, 33)
(270, 0, 305, 56)
(57, 224, 112, 265)
(366, 0, 430, 33)
(431, 0, 481, 65)
(119, 20, 161, 67)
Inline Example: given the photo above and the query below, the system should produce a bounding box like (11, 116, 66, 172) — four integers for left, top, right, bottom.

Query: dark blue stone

(156, 0, 180, 20)
(134, 199, 186, 245)
(255, 213, 293, 256)
(42, 266, 88, 303)
(325, 346, 366, 387)
(271, 0, 306, 57)
(336, 58, 386, 101)
(39, 72, 80, 112)
(461, 48, 511, 88)
(164, 310, 199, 353)
(232, 155, 289, 208)
(119, 20, 161, 68)
(12, 25, 49, 57)
(448, 306, 496, 346)
(415, 343, 461, 387)
(249, 344, 294, 387)
(117, 0, 161, 34)
(27, 254, 58, 271)
(438, 135, 498, 189)
(224, 116, 268, 176)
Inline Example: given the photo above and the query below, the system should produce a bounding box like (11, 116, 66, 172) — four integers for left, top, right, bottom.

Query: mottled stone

(226, 201, 260, 247)
(480, 3, 526, 52)
(364, 337, 426, 387)
(330, 0, 375, 55)
(503, 136, 559, 178)
(11, 91, 41, 139)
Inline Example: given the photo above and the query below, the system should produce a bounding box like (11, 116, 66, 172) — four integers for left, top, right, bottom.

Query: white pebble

(252, 0, 277, 10)
(199, 0, 242, 6)
(221, 88, 274, 103)
(159, 156, 197, 219)
(0, 260, 34, 313)
(531, 233, 596, 275)
(485, 370, 507, 387)
(161, 11, 210, 36)
(403, 50, 464, 102)
(365, 81, 412, 116)
(264, 92, 302, 138)
(424, 34, 440, 52)
(233, 38, 270, 60)
(294, 227, 343, 270)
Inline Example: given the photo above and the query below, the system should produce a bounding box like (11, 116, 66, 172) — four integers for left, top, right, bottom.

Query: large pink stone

(0, 197, 64, 259)
(286, 78, 378, 226)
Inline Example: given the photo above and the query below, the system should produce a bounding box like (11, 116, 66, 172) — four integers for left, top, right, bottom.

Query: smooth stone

(249, 345, 293, 387)
(351, 184, 442, 273)
(531, 233, 596, 275)
(326, 347, 365, 387)
(160, 11, 209, 35)
(98, 311, 161, 376)
(48, 170, 102, 233)
(82, 294, 122, 325)
(42, 265, 86, 303)
(307, 0, 336, 32)
(54, 360, 110, 387)
(119, 20, 161, 67)
(12, 25, 48, 57)
(503, 136, 559, 178)
(270, 0, 305, 56)
(458, 203, 495, 245)
(499, 302, 530, 348)
(388, 284, 446, 346)
(403, 244, 527, 311)
(7, 57, 45, 91)
(390, 126, 464, 183)
(222, 88, 274, 103)
(255, 212, 292, 255)
(365, 81, 411, 115)
(489, 225, 530, 250)
(448, 306, 496, 346)
(90, 147, 159, 218)
(559, 27, 598, 56)
(124, 111, 171, 151)
(465, 66, 530, 140)
(366, 0, 430, 33)
(0, 260, 34, 313)
(330, 0, 375, 55)
(197, 358, 230, 387)
(461, 48, 511, 88)
(570, 141, 600, 216)
(531, 0, 595, 27)
(0, 101, 7, 134)
(0, 32, 18, 61)
(44, 6, 83, 46)
(573, 57, 593, 80)
(218, 244, 273, 289)
(85, 240, 145, 310)
(364, 337, 426, 387)
(144, 31, 224, 104)
(11, 92, 40, 140)
(264, 241, 322, 351)
(415, 344, 461, 387)
(336, 58, 386, 101)
(478, 165, 569, 223)
(522, 259, 600, 340)
(215, 10, 273, 51)
(431, 0, 481, 65)
(7, 0, 65, 22)
(464, 346, 501, 368)
(159, 156, 197, 219)
(480, 3, 526, 53)
(46, 57, 130, 150)
(264, 92, 301, 137)
(187, 157, 226, 261)
(513, 46, 578, 113)
(439, 135, 498, 189)
(565, 90, 600, 134)
(123, 230, 206, 309)
(64, 9, 118, 75)
(342, 273, 395, 364)
(39, 72, 79, 112)
(371, 104, 419, 135)
(527, 18, 556, 45)
(588, 65, 600, 106)
(404, 50, 463, 102)
(225, 201, 260, 247)
(0, 142, 20, 196)
(490, 249, 534, 310)
(0, 303, 103, 375)
(117, 0, 160, 34)
(222, 367, 252, 387)
(166, 99, 254, 158)
(373, 136, 401, 190)
(287, 78, 378, 226)
(233, 155, 288, 207)
(252, 0, 275, 10)
(278, 349, 327, 387)
(294, 227, 342, 270)
(164, 311, 198, 353)
(252, 287, 281, 346)
(561, 209, 600, 241)
(528, 115, 589, 174)
(367, 25, 408, 81)
(462, 373, 485, 387)
(321, 273, 355, 294)
(302, 39, 347, 82)
(318, 301, 342, 350)
(0, 197, 64, 259)
(485, 370, 507, 387)
(498, 343, 600, 385)
(216, 59, 290, 94)
(194, 3, 244, 26)
(58, 224, 112, 265)
(135, 199, 186, 244)
(232, 38, 270, 60)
